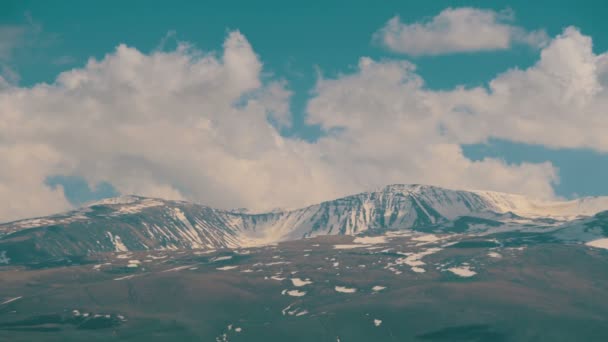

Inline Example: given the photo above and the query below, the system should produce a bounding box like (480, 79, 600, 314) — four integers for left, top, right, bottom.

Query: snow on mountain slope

(237, 184, 499, 243)
(237, 184, 608, 243)
(471, 190, 608, 219)
(1, 184, 608, 263)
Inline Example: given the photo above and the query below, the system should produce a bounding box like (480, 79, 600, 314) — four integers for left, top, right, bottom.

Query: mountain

(2, 184, 608, 264)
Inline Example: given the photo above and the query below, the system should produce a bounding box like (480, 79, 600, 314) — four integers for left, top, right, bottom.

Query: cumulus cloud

(0, 31, 336, 221)
(436, 27, 608, 151)
(374, 8, 548, 55)
(306, 57, 558, 199)
(4, 26, 608, 222)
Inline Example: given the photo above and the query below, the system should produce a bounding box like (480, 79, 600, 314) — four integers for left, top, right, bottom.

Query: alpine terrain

(2, 184, 608, 341)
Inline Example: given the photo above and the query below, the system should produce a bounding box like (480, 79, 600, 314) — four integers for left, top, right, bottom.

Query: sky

(1, 0, 608, 222)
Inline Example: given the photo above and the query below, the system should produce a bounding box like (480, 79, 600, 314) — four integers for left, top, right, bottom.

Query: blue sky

(1, 0, 608, 220)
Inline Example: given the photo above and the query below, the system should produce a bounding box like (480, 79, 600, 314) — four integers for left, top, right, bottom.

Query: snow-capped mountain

(234, 184, 608, 243)
(2, 184, 608, 263)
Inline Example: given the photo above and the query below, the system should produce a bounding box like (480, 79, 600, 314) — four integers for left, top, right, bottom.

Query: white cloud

(0, 31, 332, 221)
(437, 27, 608, 151)
(5, 27, 608, 222)
(306, 57, 558, 199)
(375, 8, 548, 55)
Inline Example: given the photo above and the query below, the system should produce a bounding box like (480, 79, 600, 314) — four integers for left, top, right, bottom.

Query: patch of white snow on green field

(411, 266, 426, 273)
(217, 265, 238, 271)
(335, 286, 357, 293)
(291, 278, 313, 287)
(487, 252, 502, 258)
(265, 261, 290, 266)
(447, 266, 477, 277)
(286, 290, 306, 297)
(211, 255, 233, 262)
(412, 234, 441, 243)
(586, 238, 608, 250)
(114, 274, 141, 281)
(391, 248, 443, 271)
(162, 265, 195, 272)
(334, 244, 371, 249)
(1, 296, 22, 305)
(353, 236, 387, 244)
(127, 260, 141, 268)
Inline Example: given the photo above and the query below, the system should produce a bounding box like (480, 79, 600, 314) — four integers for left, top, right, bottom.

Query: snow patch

(412, 234, 441, 243)
(162, 265, 195, 272)
(264, 261, 290, 266)
(211, 256, 233, 262)
(447, 266, 477, 277)
(353, 236, 387, 244)
(114, 274, 139, 281)
(586, 238, 608, 250)
(114, 198, 163, 215)
(217, 265, 238, 271)
(335, 286, 357, 294)
(291, 278, 313, 287)
(127, 260, 141, 268)
(334, 244, 371, 249)
(106, 232, 129, 252)
(392, 247, 442, 269)
(286, 290, 306, 297)
(1, 296, 22, 305)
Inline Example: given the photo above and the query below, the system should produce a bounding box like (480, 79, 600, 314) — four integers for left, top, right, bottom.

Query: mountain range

(2, 184, 608, 264)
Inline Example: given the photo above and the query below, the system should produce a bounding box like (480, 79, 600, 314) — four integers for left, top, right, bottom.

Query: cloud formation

(2, 24, 607, 222)
(436, 27, 608, 151)
(375, 8, 548, 55)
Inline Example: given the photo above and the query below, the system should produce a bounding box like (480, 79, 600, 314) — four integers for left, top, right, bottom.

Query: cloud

(306, 57, 558, 199)
(374, 8, 548, 55)
(436, 27, 608, 151)
(0, 31, 316, 221)
(5, 27, 608, 222)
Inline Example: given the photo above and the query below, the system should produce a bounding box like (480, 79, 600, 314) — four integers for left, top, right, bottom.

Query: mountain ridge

(6, 184, 608, 226)
(2, 184, 608, 264)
